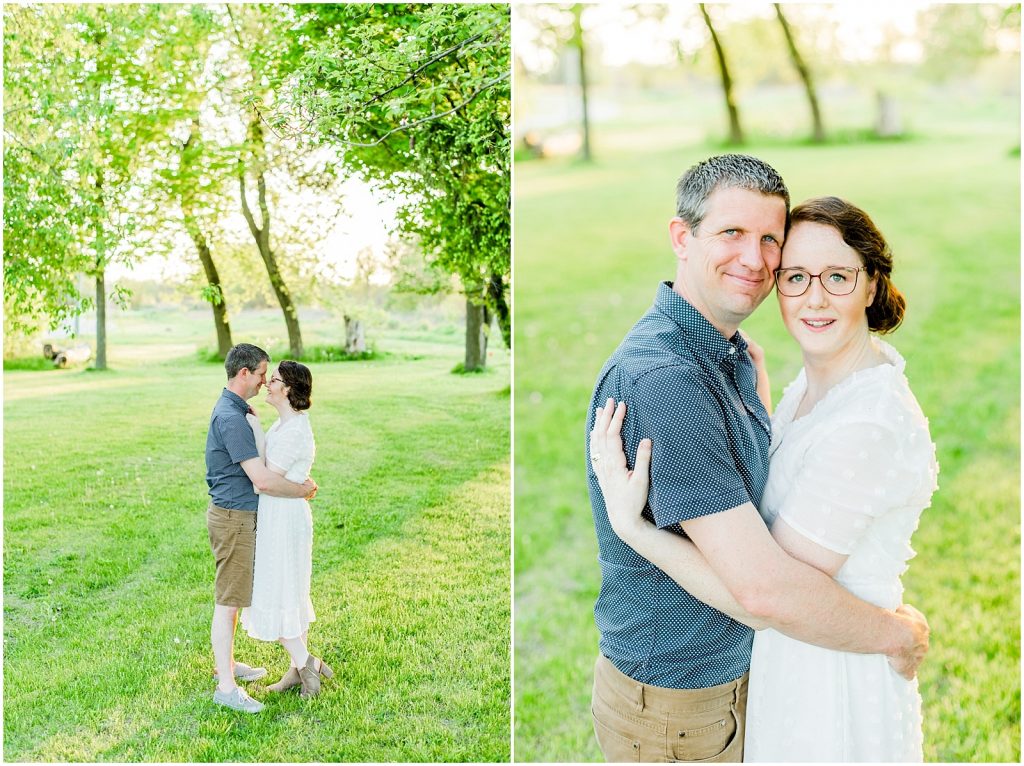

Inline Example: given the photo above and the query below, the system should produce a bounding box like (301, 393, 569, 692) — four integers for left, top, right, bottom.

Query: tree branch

(3, 128, 74, 189)
(256, 171, 271, 247)
(237, 162, 262, 242)
(351, 20, 504, 111)
(336, 70, 509, 148)
(223, 3, 244, 49)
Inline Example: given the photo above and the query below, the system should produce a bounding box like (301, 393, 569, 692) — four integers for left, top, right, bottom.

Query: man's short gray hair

(225, 343, 270, 380)
(675, 154, 790, 232)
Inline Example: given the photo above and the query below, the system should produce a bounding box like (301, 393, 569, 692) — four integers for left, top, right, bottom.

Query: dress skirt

(240, 494, 316, 641)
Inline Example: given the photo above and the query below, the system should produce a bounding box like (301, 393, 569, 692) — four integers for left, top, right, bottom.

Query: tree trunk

(181, 126, 233, 360)
(875, 91, 902, 138)
(699, 4, 744, 145)
(570, 4, 592, 162)
(488, 271, 511, 349)
(94, 265, 107, 370)
(187, 217, 233, 359)
(774, 4, 825, 143)
(344, 314, 366, 354)
(239, 117, 303, 359)
(93, 187, 107, 370)
(464, 295, 487, 372)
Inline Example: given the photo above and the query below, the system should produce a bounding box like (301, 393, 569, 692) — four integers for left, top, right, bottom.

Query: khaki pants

(592, 654, 748, 763)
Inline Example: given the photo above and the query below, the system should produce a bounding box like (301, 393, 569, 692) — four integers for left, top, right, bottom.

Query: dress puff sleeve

(245, 413, 266, 494)
(245, 413, 266, 460)
(267, 418, 315, 484)
(775, 421, 921, 555)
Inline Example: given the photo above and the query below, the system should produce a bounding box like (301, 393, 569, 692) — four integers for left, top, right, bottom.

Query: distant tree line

(517, 3, 1018, 158)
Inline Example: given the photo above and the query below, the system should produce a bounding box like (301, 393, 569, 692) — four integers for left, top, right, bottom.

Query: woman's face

(776, 221, 877, 359)
(265, 368, 290, 408)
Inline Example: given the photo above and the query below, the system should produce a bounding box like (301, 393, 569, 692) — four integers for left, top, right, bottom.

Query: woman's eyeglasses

(774, 266, 867, 297)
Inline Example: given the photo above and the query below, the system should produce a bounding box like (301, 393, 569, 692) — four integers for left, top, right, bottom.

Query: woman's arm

(241, 457, 316, 498)
(591, 400, 767, 629)
(770, 517, 848, 577)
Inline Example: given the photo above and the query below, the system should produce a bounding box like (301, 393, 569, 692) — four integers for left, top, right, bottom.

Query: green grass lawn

(4, 309, 511, 762)
(513, 125, 1020, 761)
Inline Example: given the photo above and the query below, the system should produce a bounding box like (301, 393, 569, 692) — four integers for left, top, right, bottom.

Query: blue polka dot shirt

(206, 389, 260, 511)
(587, 282, 771, 689)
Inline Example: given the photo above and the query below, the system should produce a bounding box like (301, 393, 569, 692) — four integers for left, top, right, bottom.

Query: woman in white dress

(591, 196, 938, 762)
(240, 360, 333, 699)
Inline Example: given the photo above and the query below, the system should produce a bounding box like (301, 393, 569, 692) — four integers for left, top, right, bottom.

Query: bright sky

(111, 174, 401, 285)
(111, 26, 404, 287)
(515, 2, 933, 72)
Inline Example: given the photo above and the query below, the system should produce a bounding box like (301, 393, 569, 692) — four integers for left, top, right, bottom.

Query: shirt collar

(654, 281, 747, 365)
(220, 388, 250, 413)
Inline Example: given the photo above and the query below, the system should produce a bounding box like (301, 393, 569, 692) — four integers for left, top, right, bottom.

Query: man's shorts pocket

(668, 703, 741, 763)
(592, 705, 642, 762)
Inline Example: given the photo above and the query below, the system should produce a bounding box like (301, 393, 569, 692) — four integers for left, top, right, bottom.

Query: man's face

(671, 186, 787, 335)
(242, 360, 268, 400)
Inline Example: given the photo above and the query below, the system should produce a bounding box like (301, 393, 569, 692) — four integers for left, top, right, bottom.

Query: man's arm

(618, 519, 768, 630)
(614, 496, 927, 678)
(680, 504, 926, 671)
(240, 457, 316, 499)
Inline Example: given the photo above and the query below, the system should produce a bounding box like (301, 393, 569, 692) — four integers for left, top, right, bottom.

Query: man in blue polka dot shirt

(586, 154, 930, 762)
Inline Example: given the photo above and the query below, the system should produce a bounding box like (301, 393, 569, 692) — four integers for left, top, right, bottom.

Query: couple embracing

(205, 343, 333, 713)
(587, 155, 938, 761)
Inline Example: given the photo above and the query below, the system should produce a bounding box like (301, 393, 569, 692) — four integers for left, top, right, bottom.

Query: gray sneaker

(213, 686, 265, 713)
(212, 662, 268, 683)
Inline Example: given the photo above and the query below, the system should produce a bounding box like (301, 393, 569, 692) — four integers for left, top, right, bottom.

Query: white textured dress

(744, 340, 939, 762)
(241, 412, 317, 641)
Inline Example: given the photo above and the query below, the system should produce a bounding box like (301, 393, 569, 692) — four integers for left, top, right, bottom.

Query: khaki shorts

(592, 654, 748, 763)
(206, 503, 256, 607)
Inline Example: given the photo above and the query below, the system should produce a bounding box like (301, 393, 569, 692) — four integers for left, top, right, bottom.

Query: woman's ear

(866, 275, 879, 307)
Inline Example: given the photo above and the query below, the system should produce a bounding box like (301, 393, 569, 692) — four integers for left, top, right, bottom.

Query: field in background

(8, 297, 471, 365)
(512, 91, 1020, 762)
(4, 313, 511, 762)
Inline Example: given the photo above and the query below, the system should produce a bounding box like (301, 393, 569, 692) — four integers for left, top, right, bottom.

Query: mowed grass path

(4, 327, 510, 761)
(513, 135, 1019, 761)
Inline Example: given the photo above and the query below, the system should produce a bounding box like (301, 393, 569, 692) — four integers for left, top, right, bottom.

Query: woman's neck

(801, 333, 888, 410)
(273, 402, 301, 422)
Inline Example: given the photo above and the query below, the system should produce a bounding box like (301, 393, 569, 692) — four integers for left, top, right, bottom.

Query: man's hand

(887, 604, 930, 680)
(303, 477, 318, 501)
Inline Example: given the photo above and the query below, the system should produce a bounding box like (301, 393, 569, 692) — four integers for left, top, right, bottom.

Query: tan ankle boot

(266, 666, 301, 693)
(298, 655, 321, 699)
(298, 655, 334, 698)
(315, 656, 335, 680)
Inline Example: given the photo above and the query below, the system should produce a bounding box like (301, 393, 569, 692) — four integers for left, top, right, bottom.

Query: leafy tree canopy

(281, 3, 510, 339)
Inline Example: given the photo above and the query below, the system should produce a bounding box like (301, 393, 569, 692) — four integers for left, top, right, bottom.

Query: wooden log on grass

(52, 345, 93, 368)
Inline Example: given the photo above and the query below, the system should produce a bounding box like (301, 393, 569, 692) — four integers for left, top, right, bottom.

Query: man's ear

(669, 217, 691, 263)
